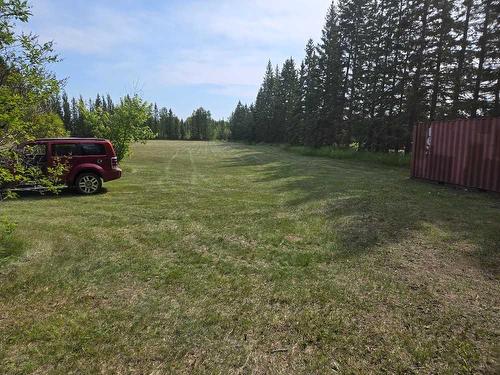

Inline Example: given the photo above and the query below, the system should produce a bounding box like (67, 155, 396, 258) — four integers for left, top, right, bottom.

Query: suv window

(80, 143, 106, 156)
(25, 144, 47, 156)
(21, 144, 47, 166)
(51, 143, 106, 156)
(53, 143, 78, 156)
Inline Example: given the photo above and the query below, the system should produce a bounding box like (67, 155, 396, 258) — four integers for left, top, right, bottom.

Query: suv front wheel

(76, 173, 102, 194)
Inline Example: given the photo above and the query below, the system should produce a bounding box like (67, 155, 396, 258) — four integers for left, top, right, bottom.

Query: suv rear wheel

(76, 173, 102, 194)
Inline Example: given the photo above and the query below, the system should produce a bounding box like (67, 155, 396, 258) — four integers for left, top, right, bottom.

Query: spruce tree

(302, 39, 322, 147)
(318, 3, 345, 145)
(470, 0, 495, 117)
(428, 0, 456, 121)
(271, 64, 285, 142)
(406, 0, 431, 149)
(61, 92, 72, 132)
(450, 0, 474, 117)
(253, 61, 275, 142)
(280, 58, 301, 144)
(229, 101, 247, 140)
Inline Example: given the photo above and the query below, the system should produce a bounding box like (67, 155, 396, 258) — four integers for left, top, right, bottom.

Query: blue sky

(23, 0, 331, 119)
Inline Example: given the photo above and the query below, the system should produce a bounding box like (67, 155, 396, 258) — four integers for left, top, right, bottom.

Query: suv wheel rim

(79, 175, 99, 194)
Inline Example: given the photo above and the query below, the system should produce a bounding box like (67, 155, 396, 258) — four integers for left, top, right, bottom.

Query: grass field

(1, 140, 499, 374)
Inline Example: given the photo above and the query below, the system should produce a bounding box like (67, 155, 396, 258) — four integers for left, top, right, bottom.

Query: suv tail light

(111, 157, 118, 168)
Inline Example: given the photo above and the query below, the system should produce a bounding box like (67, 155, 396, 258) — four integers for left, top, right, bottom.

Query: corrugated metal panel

(411, 117, 500, 193)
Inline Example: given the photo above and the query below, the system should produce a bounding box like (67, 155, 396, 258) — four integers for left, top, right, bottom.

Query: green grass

(283, 145, 411, 167)
(0, 218, 24, 266)
(0, 140, 499, 374)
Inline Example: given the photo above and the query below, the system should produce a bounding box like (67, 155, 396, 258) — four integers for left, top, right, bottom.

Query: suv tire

(76, 173, 102, 194)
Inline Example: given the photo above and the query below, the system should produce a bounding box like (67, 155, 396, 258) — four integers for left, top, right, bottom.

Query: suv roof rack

(35, 137, 107, 141)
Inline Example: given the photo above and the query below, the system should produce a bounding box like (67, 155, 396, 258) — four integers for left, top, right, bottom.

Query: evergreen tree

(302, 39, 323, 147)
(428, 0, 456, 121)
(253, 61, 275, 142)
(406, 0, 432, 148)
(229, 101, 248, 140)
(450, 0, 474, 117)
(95, 93, 102, 109)
(280, 58, 301, 144)
(188, 107, 212, 140)
(318, 4, 345, 145)
(106, 94, 114, 112)
(61, 92, 72, 132)
(470, 0, 496, 117)
(271, 64, 286, 142)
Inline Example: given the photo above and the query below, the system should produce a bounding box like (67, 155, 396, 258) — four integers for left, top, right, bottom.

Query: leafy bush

(80, 95, 154, 161)
(0, 1, 67, 196)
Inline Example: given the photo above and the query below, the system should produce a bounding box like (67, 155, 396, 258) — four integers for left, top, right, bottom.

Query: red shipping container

(411, 117, 500, 192)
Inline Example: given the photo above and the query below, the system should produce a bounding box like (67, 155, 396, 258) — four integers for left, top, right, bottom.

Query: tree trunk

(430, 5, 449, 121)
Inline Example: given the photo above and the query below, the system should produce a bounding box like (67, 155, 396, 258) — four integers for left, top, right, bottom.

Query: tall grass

(283, 145, 411, 168)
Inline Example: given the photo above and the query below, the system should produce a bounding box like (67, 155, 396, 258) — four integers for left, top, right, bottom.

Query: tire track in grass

(158, 148, 180, 188)
(188, 148, 198, 187)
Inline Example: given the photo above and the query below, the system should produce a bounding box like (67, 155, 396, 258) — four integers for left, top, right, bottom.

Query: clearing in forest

(1, 140, 499, 374)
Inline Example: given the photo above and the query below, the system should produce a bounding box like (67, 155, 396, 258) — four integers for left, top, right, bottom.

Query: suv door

(51, 143, 79, 183)
(75, 143, 107, 172)
(78, 143, 108, 167)
(22, 143, 49, 172)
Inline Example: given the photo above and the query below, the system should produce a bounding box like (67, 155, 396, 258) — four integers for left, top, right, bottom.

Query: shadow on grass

(221, 144, 500, 275)
(7, 187, 109, 201)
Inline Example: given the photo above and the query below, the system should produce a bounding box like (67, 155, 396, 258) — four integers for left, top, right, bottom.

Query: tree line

(48, 94, 230, 142)
(230, 0, 499, 151)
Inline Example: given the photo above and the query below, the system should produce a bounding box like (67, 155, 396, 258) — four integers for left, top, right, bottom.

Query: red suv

(20, 138, 122, 194)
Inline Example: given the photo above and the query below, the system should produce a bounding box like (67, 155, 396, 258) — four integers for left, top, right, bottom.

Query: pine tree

(450, 0, 474, 117)
(70, 97, 78, 135)
(318, 3, 345, 145)
(106, 94, 114, 112)
(229, 101, 247, 140)
(428, 0, 456, 121)
(302, 39, 323, 147)
(61, 92, 72, 132)
(188, 107, 212, 140)
(280, 58, 301, 144)
(470, 0, 495, 117)
(159, 107, 169, 139)
(95, 93, 102, 109)
(244, 104, 256, 142)
(271, 64, 286, 142)
(338, 0, 375, 147)
(253, 61, 275, 142)
(406, 0, 432, 149)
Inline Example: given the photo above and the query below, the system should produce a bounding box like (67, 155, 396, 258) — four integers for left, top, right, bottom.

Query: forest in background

(48, 93, 230, 142)
(229, 0, 499, 151)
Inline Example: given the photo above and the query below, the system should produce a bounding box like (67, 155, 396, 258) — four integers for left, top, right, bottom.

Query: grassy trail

(1, 141, 499, 374)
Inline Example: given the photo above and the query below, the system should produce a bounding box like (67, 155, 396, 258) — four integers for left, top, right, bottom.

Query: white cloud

(27, 0, 152, 55)
(178, 0, 331, 45)
(153, 47, 270, 87)
(151, 0, 332, 90)
(207, 84, 257, 99)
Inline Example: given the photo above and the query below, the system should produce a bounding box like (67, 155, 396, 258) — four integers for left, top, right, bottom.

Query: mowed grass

(0, 140, 499, 374)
